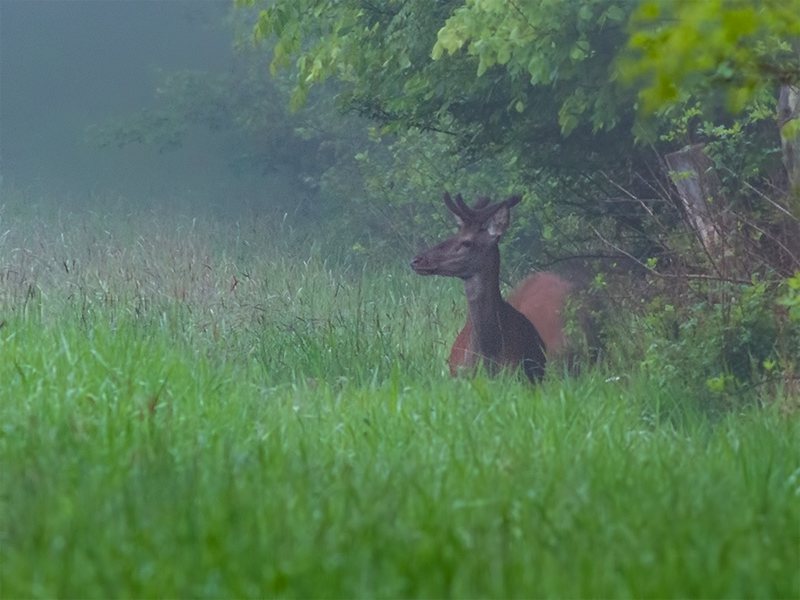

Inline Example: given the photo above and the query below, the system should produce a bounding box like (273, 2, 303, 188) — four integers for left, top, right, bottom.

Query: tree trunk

(665, 143, 726, 256)
(778, 83, 800, 213)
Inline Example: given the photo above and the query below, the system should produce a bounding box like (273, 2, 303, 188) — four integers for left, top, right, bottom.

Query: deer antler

(443, 192, 463, 220)
(444, 192, 522, 224)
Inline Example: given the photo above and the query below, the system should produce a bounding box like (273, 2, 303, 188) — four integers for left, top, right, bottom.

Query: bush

(616, 276, 800, 410)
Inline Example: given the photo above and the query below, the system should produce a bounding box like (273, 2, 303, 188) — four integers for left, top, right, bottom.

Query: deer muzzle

(410, 254, 436, 275)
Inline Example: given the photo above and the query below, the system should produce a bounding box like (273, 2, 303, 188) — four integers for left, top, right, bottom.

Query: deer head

(410, 192, 521, 279)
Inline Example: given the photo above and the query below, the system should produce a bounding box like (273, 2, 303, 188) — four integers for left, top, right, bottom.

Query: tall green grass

(1, 200, 798, 598)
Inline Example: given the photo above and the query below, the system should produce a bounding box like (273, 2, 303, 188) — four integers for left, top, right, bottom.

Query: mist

(0, 0, 261, 208)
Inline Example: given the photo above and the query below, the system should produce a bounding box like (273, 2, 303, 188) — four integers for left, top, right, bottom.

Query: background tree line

(95, 0, 799, 402)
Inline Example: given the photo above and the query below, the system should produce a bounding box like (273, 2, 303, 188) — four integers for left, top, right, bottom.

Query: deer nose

(410, 255, 429, 273)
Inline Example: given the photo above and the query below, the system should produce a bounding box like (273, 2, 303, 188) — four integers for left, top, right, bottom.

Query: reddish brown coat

(448, 271, 575, 375)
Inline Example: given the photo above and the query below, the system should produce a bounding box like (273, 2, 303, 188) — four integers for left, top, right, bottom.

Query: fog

(0, 0, 260, 206)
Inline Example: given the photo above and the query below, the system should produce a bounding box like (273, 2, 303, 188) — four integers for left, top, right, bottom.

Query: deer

(410, 192, 545, 381)
(411, 192, 584, 383)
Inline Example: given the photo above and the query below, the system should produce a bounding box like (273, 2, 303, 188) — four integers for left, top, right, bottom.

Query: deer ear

(484, 206, 510, 239)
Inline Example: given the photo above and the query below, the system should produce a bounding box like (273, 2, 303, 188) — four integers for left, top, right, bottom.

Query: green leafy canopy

(623, 0, 800, 114)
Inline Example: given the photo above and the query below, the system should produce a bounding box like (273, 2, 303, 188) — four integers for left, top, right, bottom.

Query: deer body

(411, 193, 547, 382)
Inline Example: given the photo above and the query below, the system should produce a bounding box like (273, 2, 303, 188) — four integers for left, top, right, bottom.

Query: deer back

(449, 271, 594, 375)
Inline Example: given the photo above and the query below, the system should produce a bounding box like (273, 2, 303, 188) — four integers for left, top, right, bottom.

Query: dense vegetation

(91, 0, 800, 393)
(3, 1, 799, 597)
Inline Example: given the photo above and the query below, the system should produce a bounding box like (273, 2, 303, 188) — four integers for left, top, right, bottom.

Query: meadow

(0, 196, 798, 599)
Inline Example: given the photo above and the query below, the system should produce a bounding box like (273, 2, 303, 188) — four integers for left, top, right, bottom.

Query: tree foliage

(103, 0, 798, 274)
(624, 0, 800, 114)
(237, 0, 673, 269)
(431, 0, 630, 135)
(240, 0, 640, 174)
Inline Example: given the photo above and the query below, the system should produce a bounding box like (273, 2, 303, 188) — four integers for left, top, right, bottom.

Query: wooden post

(778, 83, 800, 209)
(665, 143, 726, 253)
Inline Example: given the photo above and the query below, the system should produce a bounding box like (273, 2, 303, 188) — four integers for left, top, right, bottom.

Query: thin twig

(588, 223, 751, 284)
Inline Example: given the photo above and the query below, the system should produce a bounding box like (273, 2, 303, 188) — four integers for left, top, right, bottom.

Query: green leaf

(605, 5, 626, 22)
(559, 113, 579, 136)
(570, 44, 587, 61)
(434, 26, 465, 57)
(477, 53, 495, 77)
(496, 44, 512, 65)
(780, 118, 800, 141)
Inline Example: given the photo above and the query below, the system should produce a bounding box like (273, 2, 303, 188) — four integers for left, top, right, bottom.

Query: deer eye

(459, 240, 473, 249)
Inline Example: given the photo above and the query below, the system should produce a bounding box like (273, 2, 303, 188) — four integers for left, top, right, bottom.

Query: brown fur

(449, 271, 576, 375)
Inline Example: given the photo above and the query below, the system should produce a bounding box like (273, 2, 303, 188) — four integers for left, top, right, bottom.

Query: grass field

(1, 198, 798, 598)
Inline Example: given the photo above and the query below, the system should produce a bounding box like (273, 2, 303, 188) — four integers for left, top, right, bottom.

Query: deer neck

(463, 252, 504, 358)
